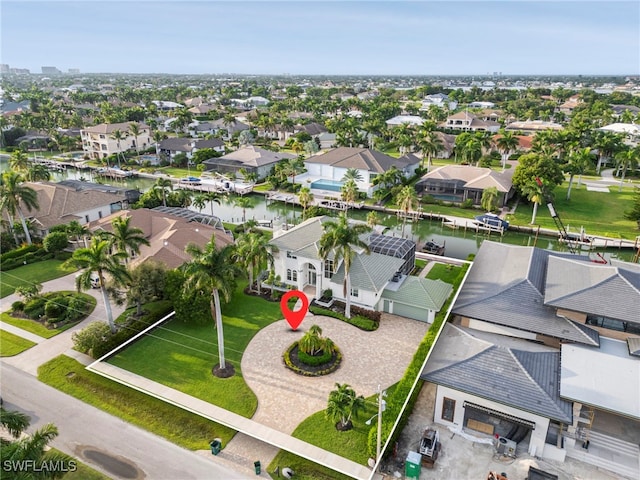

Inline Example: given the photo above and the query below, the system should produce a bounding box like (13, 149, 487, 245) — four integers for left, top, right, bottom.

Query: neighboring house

(468, 101, 496, 109)
(80, 122, 150, 160)
(379, 275, 452, 323)
(88, 207, 234, 269)
(505, 120, 564, 136)
(443, 111, 500, 132)
(416, 165, 514, 206)
(151, 100, 183, 111)
(420, 93, 457, 111)
(386, 115, 424, 127)
(422, 241, 640, 477)
(610, 104, 640, 118)
(202, 145, 296, 180)
(598, 123, 640, 145)
(188, 104, 217, 115)
(558, 95, 582, 114)
(198, 118, 250, 141)
(158, 137, 225, 163)
(10, 181, 131, 237)
(0, 100, 30, 115)
(296, 122, 327, 136)
(300, 147, 420, 197)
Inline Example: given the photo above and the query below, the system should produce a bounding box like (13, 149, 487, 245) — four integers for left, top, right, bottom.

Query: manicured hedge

(309, 305, 378, 331)
(283, 341, 342, 377)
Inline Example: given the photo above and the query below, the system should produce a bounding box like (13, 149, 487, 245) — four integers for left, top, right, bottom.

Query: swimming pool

(140, 155, 158, 163)
(310, 179, 344, 192)
(428, 193, 464, 202)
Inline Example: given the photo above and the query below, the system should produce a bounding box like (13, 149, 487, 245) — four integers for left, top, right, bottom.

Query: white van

(90, 273, 101, 289)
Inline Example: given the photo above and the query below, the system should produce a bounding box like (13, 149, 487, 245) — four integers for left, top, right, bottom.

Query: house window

(98, 211, 103, 219)
(586, 314, 640, 334)
(350, 287, 359, 298)
(286, 251, 297, 259)
(101, 144, 107, 151)
(99, 134, 105, 139)
(324, 259, 334, 278)
(287, 269, 298, 282)
(85, 215, 90, 223)
(441, 397, 455, 422)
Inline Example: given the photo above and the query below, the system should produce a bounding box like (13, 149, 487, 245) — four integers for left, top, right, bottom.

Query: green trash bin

(209, 439, 221, 455)
(405, 451, 421, 479)
(254, 461, 261, 475)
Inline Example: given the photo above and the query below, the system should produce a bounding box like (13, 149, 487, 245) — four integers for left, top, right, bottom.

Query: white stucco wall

(433, 385, 550, 459)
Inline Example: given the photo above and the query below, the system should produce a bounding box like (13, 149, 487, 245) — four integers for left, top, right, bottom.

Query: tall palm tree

(0, 171, 39, 245)
(495, 131, 519, 169)
(154, 177, 173, 207)
(234, 196, 255, 223)
(565, 147, 594, 200)
(106, 215, 150, 261)
(395, 185, 419, 237)
(25, 164, 51, 182)
(128, 122, 141, 156)
(183, 237, 239, 375)
(9, 150, 29, 172)
(366, 210, 380, 228)
(614, 147, 639, 192)
(235, 232, 276, 292)
(481, 186, 499, 213)
(340, 179, 358, 215)
(110, 129, 126, 168)
(522, 177, 551, 225)
(282, 157, 305, 186)
(341, 168, 363, 183)
(318, 213, 371, 319)
(204, 191, 225, 216)
(417, 131, 443, 171)
(297, 186, 314, 219)
(64, 238, 130, 333)
(192, 193, 207, 213)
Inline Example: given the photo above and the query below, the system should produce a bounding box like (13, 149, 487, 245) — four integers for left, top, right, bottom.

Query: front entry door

(308, 269, 317, 286)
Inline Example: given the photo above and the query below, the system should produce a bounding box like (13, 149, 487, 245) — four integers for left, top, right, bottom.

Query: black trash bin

(254, 461, 261, 475)
(209, 439, 221, 455)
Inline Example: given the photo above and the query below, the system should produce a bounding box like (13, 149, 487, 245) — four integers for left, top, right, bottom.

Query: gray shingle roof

(331, 252, 404, 292)
(422, 325, 572, 423)
(545, 256, 640, 324)
(382, 276, 452, 311)
(628, 337, 640, 357)
(205, 146, 295, 168)
(453, 242, 599, 345)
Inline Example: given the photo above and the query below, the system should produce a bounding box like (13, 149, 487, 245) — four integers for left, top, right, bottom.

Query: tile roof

(453, 242, 600, 346)
(417, 165, 513, 193)
(382, 276, 452, 310)
(544, 256, 640, 324)
(422, 324, 573, 423)
(204, 146, 296, 168)
(306, 147, 418, 173)
(82, 122, 149, 134)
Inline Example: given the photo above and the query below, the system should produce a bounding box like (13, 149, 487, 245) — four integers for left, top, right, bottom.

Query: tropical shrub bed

(309, 303, 379, 331)
(283, 342, 342, 376)
(10, 290, 96, 328)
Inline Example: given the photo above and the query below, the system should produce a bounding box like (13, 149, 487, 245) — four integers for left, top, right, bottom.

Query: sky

(1, 1, 639, 76)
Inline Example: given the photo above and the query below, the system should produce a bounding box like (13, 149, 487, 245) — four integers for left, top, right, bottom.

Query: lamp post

(372, 385, 387, 464)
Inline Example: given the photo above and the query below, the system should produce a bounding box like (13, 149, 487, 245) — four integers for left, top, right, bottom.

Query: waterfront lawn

(0, 329, 36, 356)
(38, 355, 235, 449)
(510, 184, 639, 239)
(426, 263, 462, 284)
(0, 260, 76, 298)
(107, 280, 284, 418)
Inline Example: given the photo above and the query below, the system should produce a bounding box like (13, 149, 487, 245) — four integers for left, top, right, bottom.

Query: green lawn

(510, 183, 639, 239)
(38, 355, 234, 449)
(108, 281, 284, 418)
(0, 260, 76, 298)
(1, 292, 96, 338)
(426, 263, 462, 284)
(0, 329, 36, 356)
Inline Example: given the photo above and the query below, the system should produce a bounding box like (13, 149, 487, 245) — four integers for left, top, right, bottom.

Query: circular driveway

(240, 313, 430, 433)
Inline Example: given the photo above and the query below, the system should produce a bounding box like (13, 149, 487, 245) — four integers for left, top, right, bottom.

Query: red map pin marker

(280, 290, 309, 331)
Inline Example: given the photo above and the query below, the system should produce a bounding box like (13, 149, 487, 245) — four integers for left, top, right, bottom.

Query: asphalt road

(0, 362, 250, 480)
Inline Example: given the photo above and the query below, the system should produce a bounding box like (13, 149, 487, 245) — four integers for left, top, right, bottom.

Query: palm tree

(481, 187, 499, 213)
(340, 179, 358, 214)
(326, 383, 365, 431)
(298, 186, 314, 219)
(0, 408, 72, 479)
(366, 210, 380, 228)
(153, 178, 173, 207)
(614, 147, 639, 192)
(318, 213, 371, 319)
(192, 193, 207, 212)
(299, 324, 335, 356)
(416, 131, 443, 171)
(235, 232, 276, 292)
(565, 147, 595, 200)
(110, 129, 127, 168)
(183, 237, 240, 375)
(204, 191, 226, 216)
(282, 157, 306, 186)
(495, 131, 519, 169)
(522, 177, 551, 225)
(25, 164, 51, 182)
(9, 150, 29, 172)
(234, 196, 255, 223)
(341, 168, 363, 183)
(395, 185, 419, 237)
(0, 171, 39, 245)
(128, 122, 141, 157)
(64, 238, 130, 333)
(106, 215, 150, 261)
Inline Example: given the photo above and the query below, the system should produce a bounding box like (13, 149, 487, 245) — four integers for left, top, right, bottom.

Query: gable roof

(382, 276, 452, 311)
(453, 242, 600, 346)
(306, 147, 418, 173)
(331, 252, 404, 292)
(422, 324, 573, 424)
(21, 182, 126, 230)
(417, 165, 513, 193)
(544, 256, 640, 324)
(270, 216, 338, 261)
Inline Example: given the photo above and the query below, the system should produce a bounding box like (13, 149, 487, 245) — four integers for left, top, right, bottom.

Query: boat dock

(442, 217, 505, 235)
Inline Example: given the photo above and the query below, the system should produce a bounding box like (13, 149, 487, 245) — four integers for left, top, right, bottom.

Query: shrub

(297, 348, 332, 366)
(11, 301, 25, 312)
(66, 296, 91, 321)
(283, 341, 342, 376)
(44, 299, 66, 319)
(43, 231, 69, 253)
(72, 321, 112, 357)
(24, 297, 47, 319)
(309, 305, 378, 331)
(460, 199, 474, 209)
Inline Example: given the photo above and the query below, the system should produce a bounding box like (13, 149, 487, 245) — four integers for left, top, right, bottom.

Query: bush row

(74, 301, 173, 359)
(1, 249, 57, 271)
(367, 263, 470, 458)
(14, 291, 95, 325)
(309, 305, 378, 331)
(297, 348, 332, 366)
(1, 244, 40, 262)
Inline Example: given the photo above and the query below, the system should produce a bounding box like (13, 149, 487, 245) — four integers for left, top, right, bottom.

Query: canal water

(1, 156, 635, 262)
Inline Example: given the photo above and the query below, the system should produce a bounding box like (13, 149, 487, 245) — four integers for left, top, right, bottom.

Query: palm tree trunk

(619, 169, 626, 192)
(344, 272, 351, 319)
(6, 213, 20, 246)
(16, 207, 32, 245)
(530, 202, 539, 225)
(566, 174, 575, 200)
(212, 289, 226, 369)
(100, 284, 116, 333)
